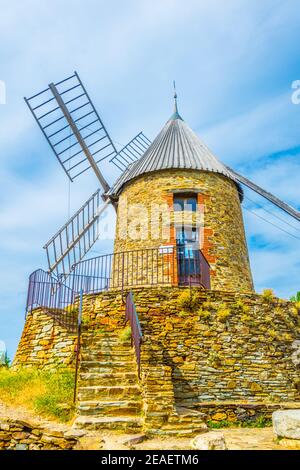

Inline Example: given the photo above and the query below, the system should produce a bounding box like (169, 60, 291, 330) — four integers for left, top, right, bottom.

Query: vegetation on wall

(118, 326, 132, 344)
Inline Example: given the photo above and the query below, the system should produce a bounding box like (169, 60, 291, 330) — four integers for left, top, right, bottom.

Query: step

(81, 351, 135, 361)
(74, 415, 142, 432)
(77, 400, 142, 416)
(79, 372, 138, 387)
(83, 338, 132, 345)
(78, 385, 141, 401)
(83, 336, 131, 344)
(80, 360, 137, 373)
(82, 342, 133, 353)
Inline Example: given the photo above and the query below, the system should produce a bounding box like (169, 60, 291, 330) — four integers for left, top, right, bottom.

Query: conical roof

(108, 107, 240, 198)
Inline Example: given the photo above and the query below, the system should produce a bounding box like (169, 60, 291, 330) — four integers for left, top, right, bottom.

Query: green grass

(118, 326, 132, 344)
(290, 291, 300, 302)
(207, 416, 272, 429)
(0, 367, 75, 422)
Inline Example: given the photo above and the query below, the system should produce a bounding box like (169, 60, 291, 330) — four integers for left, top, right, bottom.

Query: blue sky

(0, 0, 300, 358)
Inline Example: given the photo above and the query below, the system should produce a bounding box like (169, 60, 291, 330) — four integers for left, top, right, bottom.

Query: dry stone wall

(13, 308, 77, 369)
(80, 288, 300, 404)
(13, 287, 300, 430)
(0, 417, 80, 450)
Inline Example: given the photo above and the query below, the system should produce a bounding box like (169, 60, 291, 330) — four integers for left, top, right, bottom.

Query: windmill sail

(44, 190, 111, 275)
(25, 72, 117, 190)
(110, 131, 151, 171)
(228, 167, 300, 223)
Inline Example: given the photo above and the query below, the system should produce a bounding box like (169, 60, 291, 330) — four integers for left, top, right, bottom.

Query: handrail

(125, 291, 143, 378)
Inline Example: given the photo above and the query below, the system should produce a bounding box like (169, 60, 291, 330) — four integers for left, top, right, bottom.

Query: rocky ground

(0, 401, 298, 450)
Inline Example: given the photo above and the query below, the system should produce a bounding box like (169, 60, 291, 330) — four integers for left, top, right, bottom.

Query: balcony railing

(69, 245, 210, 293)
(26, 246, 210, 326)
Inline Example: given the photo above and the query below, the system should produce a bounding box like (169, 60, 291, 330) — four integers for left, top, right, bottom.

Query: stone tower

(108, 101, 253, 293)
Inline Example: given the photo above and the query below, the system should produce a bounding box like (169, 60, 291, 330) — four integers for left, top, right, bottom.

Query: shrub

(198, 308, 211, 320)
(177, 291, 194, 311)
(240, 416, 272, 428)
(268, 329, 279, 340)
(290, 292, 300, 302)
(240, 314, 252, 324)
(216, 305, 231, 323)
(118, 326, 132, 344)
(198, 301, 215, 321)
(207, 420, 232, 429)
(234, 299, 250, 314)
(261, 289, 275, 302)
(208, 416, 272, 429)
(177, 290, 204, 312)
(281, 332, 293, 342)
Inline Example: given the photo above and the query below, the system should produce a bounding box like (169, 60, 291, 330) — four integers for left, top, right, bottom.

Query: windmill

(25, 71, 300, 284)
(25, 72, 151, 277)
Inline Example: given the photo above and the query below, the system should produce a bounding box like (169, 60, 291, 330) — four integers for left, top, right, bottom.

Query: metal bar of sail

(109, 131, 151, 170)
(45, 199, 111, 273)
(56, 127, 102, 156)
(54, 73, 77, 86)
(72, 149, 115, 179)
(38, 105, 60, 120)
(57, 138, 80, 155)
(45, 190, 100, 249)
(139, 132, 152, 144)
(32, 96, 55, 111)
(74, 71, 118, 156)
(48, 82, 110, 192)
(64, 92, 86, 106)
(24, 97, 72, 182)
(74, 110, 94, 124)
(26, 87, 50, 101)
(59, 83, 81, 96)
(69, 101, 90, 114)
(228, 166, 300, 223)
(48, 122, 70, 139)
(42, 114, 65, 130)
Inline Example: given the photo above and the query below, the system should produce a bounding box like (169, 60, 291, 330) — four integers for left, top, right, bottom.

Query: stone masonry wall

(79, 288, 300, 406)
(12, 287, 300, 430)
(13, 309, 77, 369)
(114, 169, 253, 293)
(0, 416, 80, 450)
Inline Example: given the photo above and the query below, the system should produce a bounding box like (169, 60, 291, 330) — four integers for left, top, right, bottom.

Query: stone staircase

(74, 330, 143, 433)
(159, 407, 207, 436)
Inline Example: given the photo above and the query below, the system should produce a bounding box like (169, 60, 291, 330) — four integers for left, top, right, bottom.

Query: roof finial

(173, 80, 178, 114)
(170, 80, 183, 121)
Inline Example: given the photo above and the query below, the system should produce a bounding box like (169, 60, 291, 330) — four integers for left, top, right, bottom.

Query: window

(174, 193, 197, 212)
(176, 226, 198, 245)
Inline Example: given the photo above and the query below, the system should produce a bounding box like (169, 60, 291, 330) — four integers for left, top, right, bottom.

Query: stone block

(273, 410, 300, 440)
(191, 432, 227, 450)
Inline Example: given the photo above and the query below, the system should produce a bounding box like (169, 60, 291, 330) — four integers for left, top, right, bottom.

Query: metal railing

(26, 269, 78, 332)
(26, 246, 210, 330)
(70, 245, 211, 293)
(125, 291, 143, 378)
